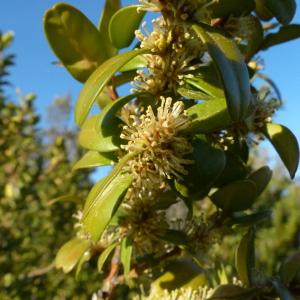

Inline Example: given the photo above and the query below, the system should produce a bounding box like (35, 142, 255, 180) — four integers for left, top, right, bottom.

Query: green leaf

(262, 24, 300, 49)
(72, 150, 116, 171)
(264, 0, 296, 25)
(210, 284, 258, 300)
(119, 55, 147, 72)
(207, 0, 255, 18)
(192, 24, 251, 121)
(211, 180, 257, 212)
(157, 230, 189, 248)
(44, 3, 108, 82)
(78, 115, 121, 152)
(177, 86, 214, 100)
(279, 253, 300, 284)
(97, 243, 118, 272)
(255, 0, 273, 21)
(109, 5, 145, 49)
(271, 279, 296, 300)
(230, 210, 271, 227)
(263, 123, 299, 179)
(247, 166, 272, 196)
(186, 98, 231, 133)
(235, 228, 256, 286)
(55, 238, 91, 273)
(82, 153, 135, 242)
(98, 0, 121, 57)
(176, 138, 226, 198)
(75, 249, 92, 279)
(185, 66, 225, 99)
(75, 48, 148, 125)
(121, 236, 133, 276)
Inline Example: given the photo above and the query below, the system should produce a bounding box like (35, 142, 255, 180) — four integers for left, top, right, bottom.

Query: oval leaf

(186, 98, 231, 133)
(109, 5, 145, 49)
(72, 150, 116, 171)
(263, 123, 299, 179)
(55, 238, 91, 273)
(75, 48, 148, 125)
(192, 24, 251, 121)
(235, 228, 256, 286)
(210, 180, 257, 212)
(264, 0, 296, 25)
(44, 3, 108, 82)
(247, 166, 272, 196)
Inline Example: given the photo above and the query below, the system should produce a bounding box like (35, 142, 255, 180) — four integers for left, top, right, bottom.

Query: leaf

(44, 3, 108, 82)
(177, 86, 214, 100)
(119, 55, 147, 72)
(55, 238, 91, 273)
(97, 243, 118, 272)
(255, 0, 273, 21)
(263, 123, 299, 179)
(264, 0, 296, 25)
(192, 24, 251, 121)
(262, 24, 300, 49)
(78, 115, 121, 152)
(121, 236, 133, 276)
(109, 5, 145, 49)
(271, 279, 296, 300)
(72, 151, 116, 171)
(185, 66, 225, 99)
(207, 0, 255, 18)
(230, 210, 271, 227)
(98, 0, 121, 57)
(176, 138, 226, 198)
(75, 48, 148, 125)
(157, 230, 189, 248)
(186, 98, 231, 133)
(210, 180, 257, 212)
(247, 166, 272, 196)
(279, 253, 300, 284)
(75, 249, 92, 279)
(235, 228, 256, 286)
(47, 194, 80, 206)
(82, 153, 134, 242)
(210, 284, 258, 300)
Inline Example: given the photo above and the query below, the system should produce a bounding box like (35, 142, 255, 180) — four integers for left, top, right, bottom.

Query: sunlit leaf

(55, 238, 91, 273)
(97, 243, 118, 272)
(235, 228, 256, 286)
(109, 5, 145, 49)
(121, 235, 133, 276)
(263, 123, 299, 179)
(44, 3, 108, 82)
(75, 48, 147, 125)
(192, 24, 251, 121)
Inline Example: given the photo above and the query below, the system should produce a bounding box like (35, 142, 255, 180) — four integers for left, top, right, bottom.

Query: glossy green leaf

(75, 48, 147, 125)
(271, 279, 296, 300)
(109, 5, 145, 49)
(121, 236, 133, 276)
(264, 0, 296, 25)
(248, 166, 272, 196)
(44, 3, 108, 82)
(98, 0, 121, 57)
(176, 138, 226, 198)
(210, 284, 258, 300)
(97, 243, 118, 272)
(78, 115, 121, 152)
(207, 0, 255, 18)
(235, 228, 255, 286)
(192, 24, 251, 121)
(177, 86, 214, 100)
(185, 66, 224, 99)
(263, 123, 299, 179)
(279, 253, 300, 284)
(55, 238, 91, 273)
(119, 55, 147, 72)
(186, 98, 231, 133)
(72, 150, 116, 171)
(211, 180, 257, 212)
(152, 259, 208, 292)
(262, 24, 300, 49)
(82, 153, 135, 242)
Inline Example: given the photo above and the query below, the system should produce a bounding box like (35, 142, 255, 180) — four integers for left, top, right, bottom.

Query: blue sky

(1, 0, 299, 151)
